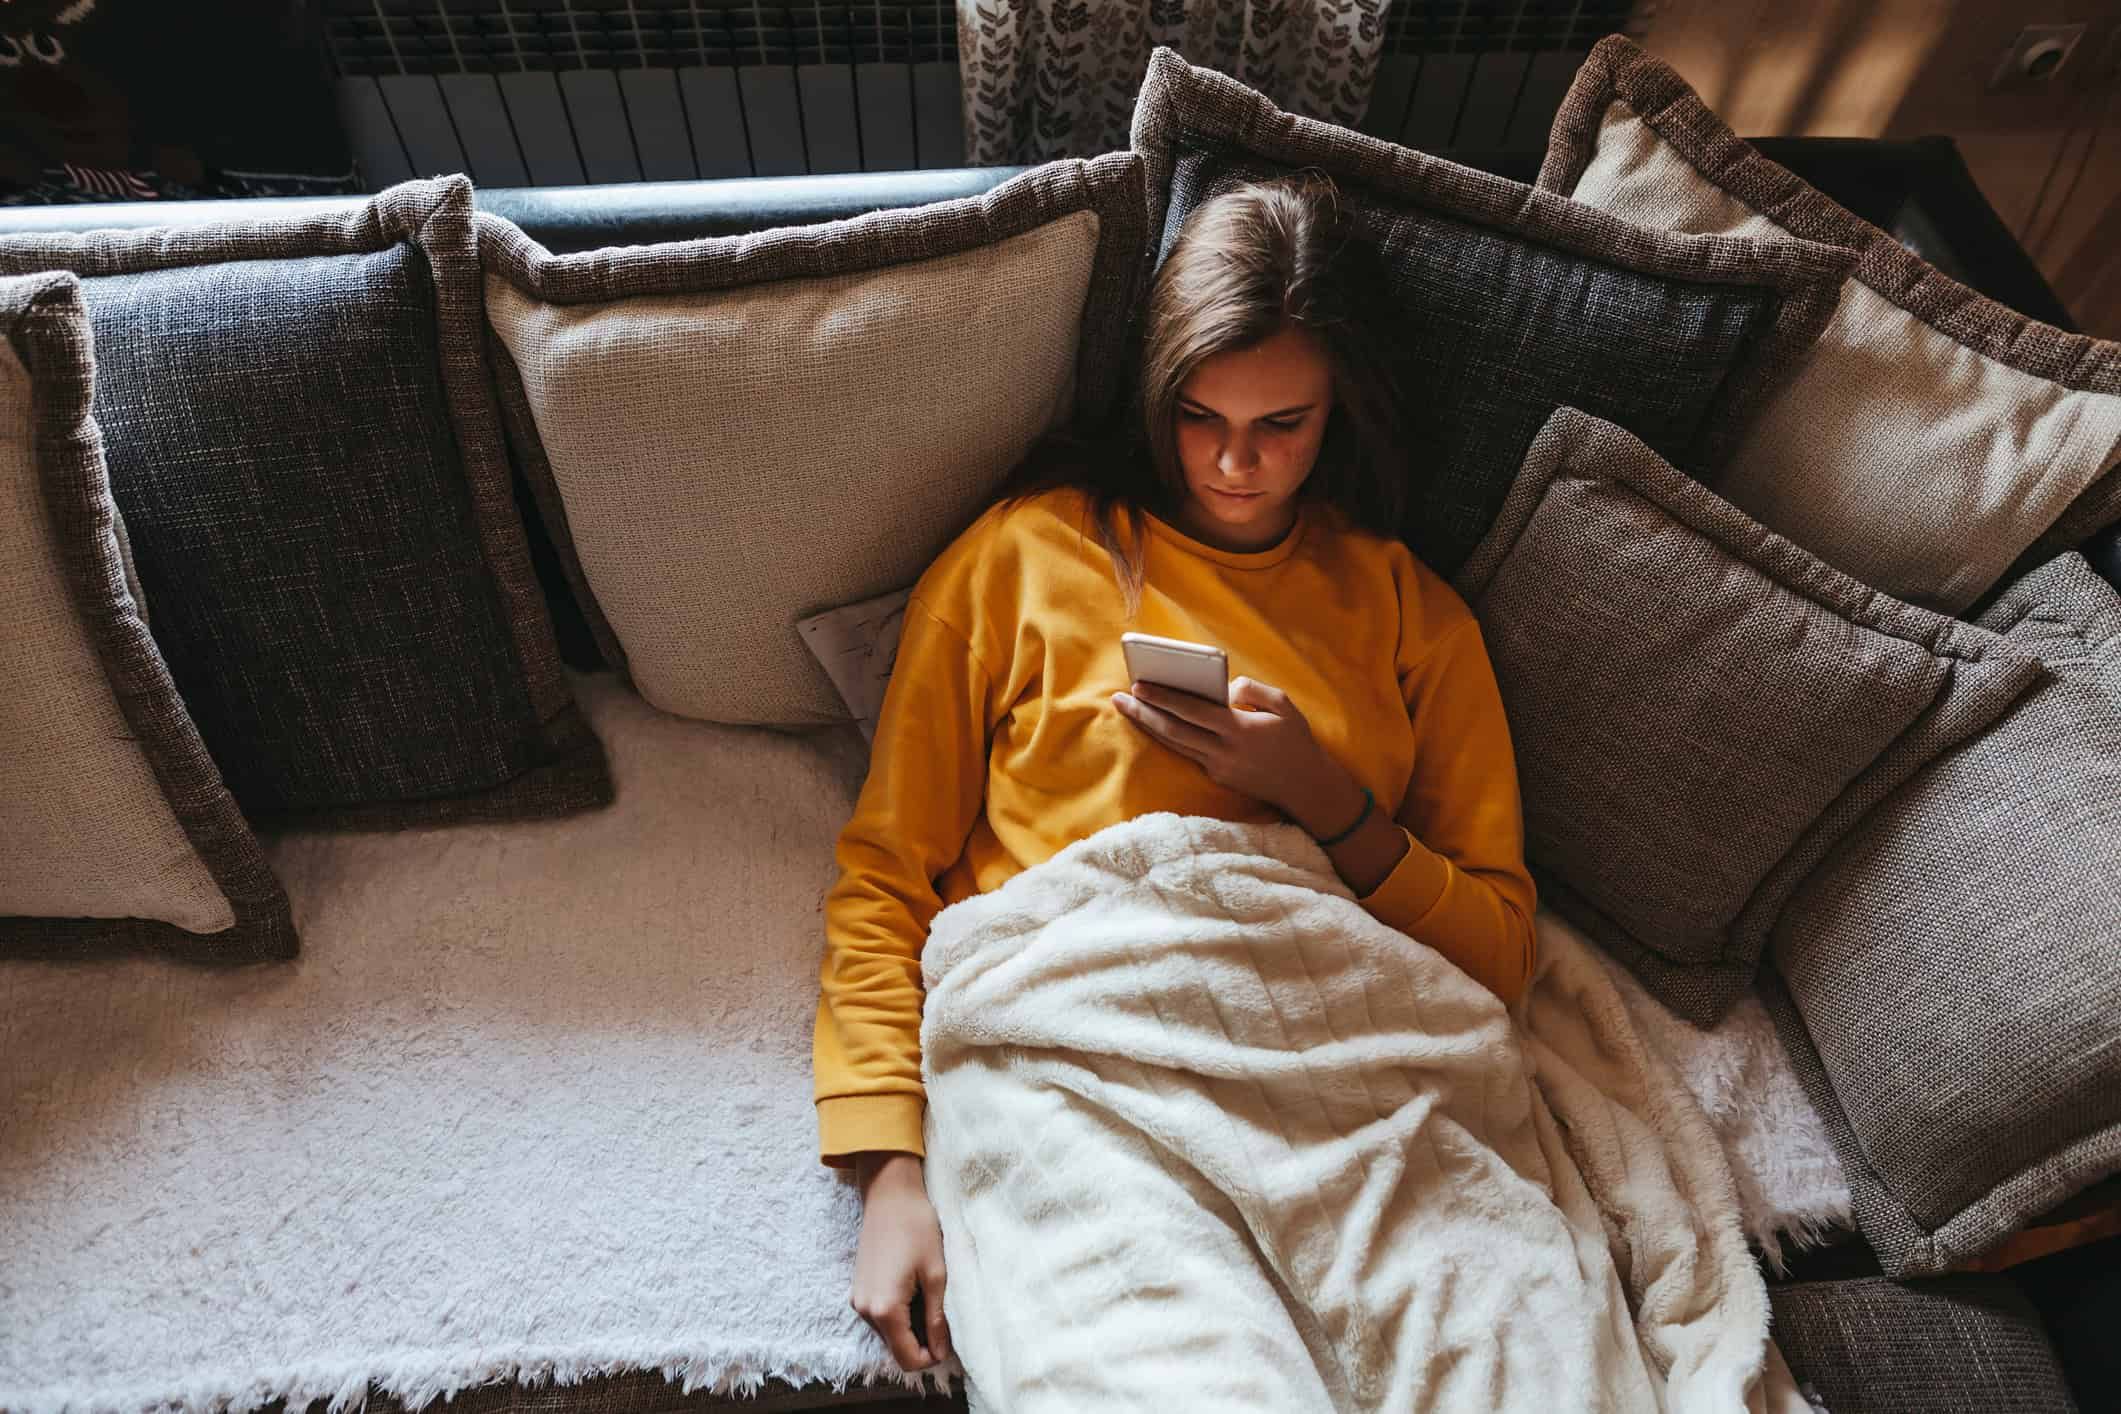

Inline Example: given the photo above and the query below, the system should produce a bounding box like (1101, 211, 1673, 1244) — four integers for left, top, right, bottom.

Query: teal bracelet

(1314, 786, 1374, 848)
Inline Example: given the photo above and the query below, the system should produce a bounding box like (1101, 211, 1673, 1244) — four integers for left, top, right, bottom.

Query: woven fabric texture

(0, 177, 609, 827)
(1455, 408, 2042, 1025)
(1539, 35, 2121, 614)
(1763, 552, 2121, 1276)
(1129, 46, 1856, 581)
(1767, 1276, 2079, 1413)
(0, 272, 292, 962)
(481, 154, 1147, 727)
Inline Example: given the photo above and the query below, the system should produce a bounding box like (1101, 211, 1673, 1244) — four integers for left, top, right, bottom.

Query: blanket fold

(920, 813, 1809, 1413)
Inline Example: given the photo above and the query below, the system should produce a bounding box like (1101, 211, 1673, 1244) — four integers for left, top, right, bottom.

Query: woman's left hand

(1114, 676, 1346, 826)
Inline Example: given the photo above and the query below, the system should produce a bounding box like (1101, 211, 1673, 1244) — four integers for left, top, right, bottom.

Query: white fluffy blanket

(919, 813, 1810, 1413)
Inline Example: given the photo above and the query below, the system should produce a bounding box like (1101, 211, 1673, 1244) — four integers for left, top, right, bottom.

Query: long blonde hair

(989, 172, 1411, 616)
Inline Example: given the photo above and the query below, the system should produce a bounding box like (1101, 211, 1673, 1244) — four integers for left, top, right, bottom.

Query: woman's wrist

(855, 1150, 924, 1197)
(1289, 766, 1369, 841)
(1289, 765, 1407, 897)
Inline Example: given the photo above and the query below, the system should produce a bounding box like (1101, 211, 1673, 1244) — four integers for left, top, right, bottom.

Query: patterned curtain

(958, 0, 1389, 168)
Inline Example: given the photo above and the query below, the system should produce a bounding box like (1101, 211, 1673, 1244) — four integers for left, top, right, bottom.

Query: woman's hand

(850, 1152, 953, 1373)
(1114, 676, 1358, 835)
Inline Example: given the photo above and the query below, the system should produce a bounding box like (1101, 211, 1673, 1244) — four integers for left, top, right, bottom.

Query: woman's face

(1170, 324, 1334, 553)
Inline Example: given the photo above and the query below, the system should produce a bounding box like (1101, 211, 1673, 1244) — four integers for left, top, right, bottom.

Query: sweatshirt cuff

(1355, 826, 1452, 936)
(818, 1093, 926, 1169)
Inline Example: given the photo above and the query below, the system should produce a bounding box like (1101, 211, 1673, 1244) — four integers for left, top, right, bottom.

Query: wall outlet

(1991, 23, 2089, 89)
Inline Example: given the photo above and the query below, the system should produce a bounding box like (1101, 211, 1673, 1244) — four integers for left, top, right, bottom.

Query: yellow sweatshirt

(814, 487, 1537, 1167)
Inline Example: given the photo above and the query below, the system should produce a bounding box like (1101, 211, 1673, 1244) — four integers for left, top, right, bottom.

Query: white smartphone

(1121, 631, 1229, 703)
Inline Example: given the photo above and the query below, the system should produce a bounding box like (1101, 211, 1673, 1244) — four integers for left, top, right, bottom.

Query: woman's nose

(1219, 437, 1257, 474)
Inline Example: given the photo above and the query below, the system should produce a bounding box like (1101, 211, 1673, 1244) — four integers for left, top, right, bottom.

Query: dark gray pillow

(1762, 552, 2121, 1277)
(1768, 1275, 2079, 1414)
(1129, 47, 1857, 580)
(1454, 408, 2044, 1025)
(0, 178, 609, 828)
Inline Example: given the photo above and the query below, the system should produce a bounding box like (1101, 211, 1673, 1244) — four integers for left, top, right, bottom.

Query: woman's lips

(1212, 488, 1262, 501)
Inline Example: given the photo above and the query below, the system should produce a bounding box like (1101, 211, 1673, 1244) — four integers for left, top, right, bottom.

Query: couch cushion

(0, 272, 292, 961)
(1454, 407, 2043, 1024)
(0, 673, 929, 1409)
(1130, 46, 1856, 582)
(0, 177, 608, 828)
(481, 154, 1146, 727)
(1762, 552, 2121, 1276)
(1768, 1275, 2078, 1413)
(1539, 35, 2121, 614)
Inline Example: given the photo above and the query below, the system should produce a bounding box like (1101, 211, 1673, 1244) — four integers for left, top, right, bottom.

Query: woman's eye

(1177, 408, 1302, 429)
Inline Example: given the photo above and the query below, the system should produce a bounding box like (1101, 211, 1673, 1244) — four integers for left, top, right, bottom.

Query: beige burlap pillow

(0, 272, 293, 961)
(482, 155, 1146, 727)
(1539, 36, 2121, 615)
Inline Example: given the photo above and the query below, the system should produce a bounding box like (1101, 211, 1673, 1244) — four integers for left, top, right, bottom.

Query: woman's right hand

(850, 1151, 954, 1372)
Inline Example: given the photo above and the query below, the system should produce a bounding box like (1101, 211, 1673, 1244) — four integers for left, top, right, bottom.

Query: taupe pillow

(482, 154, 1147, 727)
(796, 587, 911, 743)
(1454, 407, 2044, 1024)
(1762, 552, 2121, 1276)
(0, 272, 293, 961)
(1539, 36, 2121, 614)
(1130, 46, 1856, 581)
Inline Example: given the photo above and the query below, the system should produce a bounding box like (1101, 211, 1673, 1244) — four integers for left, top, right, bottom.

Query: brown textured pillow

(0, 272, 293, 961)
(1762, 552, 2121, 1276)
(1454, 407, 2044, 1024)
(1539, 35, 2121, 614)
(482, 155, 1147, 727)
(1130, 46, 1856, 581)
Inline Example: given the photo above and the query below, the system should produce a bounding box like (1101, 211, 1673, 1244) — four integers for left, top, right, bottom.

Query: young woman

(813, 175, 1538, 1375)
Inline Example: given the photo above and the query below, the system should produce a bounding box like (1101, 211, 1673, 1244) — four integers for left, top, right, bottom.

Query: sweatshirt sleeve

(1355, 619, 1539, 1007)
(812, 596, 997, 1168)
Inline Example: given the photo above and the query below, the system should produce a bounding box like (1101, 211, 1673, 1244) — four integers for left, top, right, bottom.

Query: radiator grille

(325, 1, 961, 76)
(328, 1, 1640, 189)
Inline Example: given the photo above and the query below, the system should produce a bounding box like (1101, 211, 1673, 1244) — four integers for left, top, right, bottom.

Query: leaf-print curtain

(957, 1, 1390, 168)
